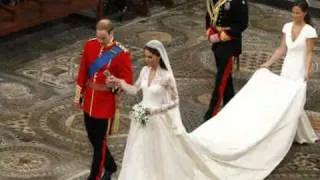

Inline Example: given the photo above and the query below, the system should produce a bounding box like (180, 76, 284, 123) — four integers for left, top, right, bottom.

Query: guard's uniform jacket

(205, 0, 248, 57)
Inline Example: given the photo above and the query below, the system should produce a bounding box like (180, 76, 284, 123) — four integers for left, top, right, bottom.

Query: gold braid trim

(207, 0, 227, 27)
(115, 41, 129, 52)
(110, 95, 121, 135)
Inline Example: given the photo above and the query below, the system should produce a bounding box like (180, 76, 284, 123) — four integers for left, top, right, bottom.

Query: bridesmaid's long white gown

(281, 22, 318, 144)
(190, 22, 318, 179)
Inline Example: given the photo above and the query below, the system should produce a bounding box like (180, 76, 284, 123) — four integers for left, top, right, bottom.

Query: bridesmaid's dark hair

(293, 0, 313, 26)
(144, 46, 168, 70)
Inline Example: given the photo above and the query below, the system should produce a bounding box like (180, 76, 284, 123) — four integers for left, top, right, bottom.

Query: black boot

(105, 148, 117, 173)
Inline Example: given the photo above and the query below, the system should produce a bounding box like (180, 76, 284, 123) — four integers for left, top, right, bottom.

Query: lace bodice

(120, 66, 178, 114)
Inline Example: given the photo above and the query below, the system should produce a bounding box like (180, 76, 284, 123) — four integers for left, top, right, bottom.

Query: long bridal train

(117, 35, 319, 180)
(189, 68, 311, 179)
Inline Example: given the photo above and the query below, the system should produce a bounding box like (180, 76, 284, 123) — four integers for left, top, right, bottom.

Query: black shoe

(105, 151, 117, 173)
(87, 171, 112, 180)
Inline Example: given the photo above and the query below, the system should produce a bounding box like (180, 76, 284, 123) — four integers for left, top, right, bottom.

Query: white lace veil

(145, 40, 186, 134)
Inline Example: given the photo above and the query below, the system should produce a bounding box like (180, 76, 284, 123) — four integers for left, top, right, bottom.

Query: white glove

(209, 34, 220, 43)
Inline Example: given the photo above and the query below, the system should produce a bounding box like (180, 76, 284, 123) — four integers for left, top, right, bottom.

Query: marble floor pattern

(0, 0, 320, 179)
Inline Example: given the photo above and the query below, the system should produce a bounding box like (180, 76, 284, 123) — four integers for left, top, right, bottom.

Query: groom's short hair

(96, 18, 114, 33)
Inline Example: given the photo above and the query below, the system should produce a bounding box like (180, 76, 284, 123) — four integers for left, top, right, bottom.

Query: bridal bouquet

(129, 104, 150, 127)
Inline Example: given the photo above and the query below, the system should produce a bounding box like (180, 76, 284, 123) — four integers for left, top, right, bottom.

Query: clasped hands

(104, 71, 122, 89)
(107, 76, 152, 114)
(107, 75, 122, 88)
(206, 26, 231, 43)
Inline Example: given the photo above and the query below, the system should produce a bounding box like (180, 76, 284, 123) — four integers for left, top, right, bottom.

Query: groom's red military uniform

(75, 38, 132, 119)
(74, 37, 132, 180)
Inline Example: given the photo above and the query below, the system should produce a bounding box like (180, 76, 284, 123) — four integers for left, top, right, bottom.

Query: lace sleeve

(120, 66, 146, 95)
(150, 75, 179, 114)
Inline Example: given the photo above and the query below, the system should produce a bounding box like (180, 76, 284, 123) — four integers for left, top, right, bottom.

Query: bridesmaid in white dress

(261, 1, 318, 143)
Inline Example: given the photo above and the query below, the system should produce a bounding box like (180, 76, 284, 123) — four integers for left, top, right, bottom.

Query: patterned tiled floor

(0, 0, 319, 179)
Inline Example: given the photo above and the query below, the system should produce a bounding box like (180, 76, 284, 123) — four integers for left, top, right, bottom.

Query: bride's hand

(108, 76, 121, 85)
(144, 108, 151, 115)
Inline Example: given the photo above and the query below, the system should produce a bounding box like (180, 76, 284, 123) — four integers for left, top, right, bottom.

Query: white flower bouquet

(129, 104, 151, 127)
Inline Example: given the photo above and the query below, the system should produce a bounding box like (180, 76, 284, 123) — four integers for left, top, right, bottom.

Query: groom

(204, 0, 248, 121)
(74, 19, 133, 180)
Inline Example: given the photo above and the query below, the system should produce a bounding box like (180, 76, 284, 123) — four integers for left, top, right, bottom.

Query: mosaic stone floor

(0, 0, 319, 179)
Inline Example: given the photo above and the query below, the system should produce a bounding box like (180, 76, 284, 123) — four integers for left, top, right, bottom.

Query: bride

(109, 1, 318, 177)
(111, 40, 215, 180)
(111, 37, 317, 180)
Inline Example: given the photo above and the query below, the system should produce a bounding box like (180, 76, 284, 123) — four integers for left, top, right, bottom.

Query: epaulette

(115, 41, 129, 52)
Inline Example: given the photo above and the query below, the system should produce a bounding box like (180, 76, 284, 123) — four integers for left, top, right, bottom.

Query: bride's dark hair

(293, 0, 313, 26)
(144, 46, 168, 70)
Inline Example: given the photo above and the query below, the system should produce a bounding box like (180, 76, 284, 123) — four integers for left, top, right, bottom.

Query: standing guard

(204, 0, 248, 121)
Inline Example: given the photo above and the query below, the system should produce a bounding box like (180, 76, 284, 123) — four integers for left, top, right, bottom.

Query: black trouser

(84, 113, 117, 180)
(204, 53, 235, 121)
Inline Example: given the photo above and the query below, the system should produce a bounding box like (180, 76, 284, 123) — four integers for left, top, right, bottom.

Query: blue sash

(88, 45, 123, 78)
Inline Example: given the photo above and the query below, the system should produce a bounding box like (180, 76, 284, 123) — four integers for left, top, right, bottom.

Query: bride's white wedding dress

(118, 31, 318, 179)
(118, 66, 200, 180)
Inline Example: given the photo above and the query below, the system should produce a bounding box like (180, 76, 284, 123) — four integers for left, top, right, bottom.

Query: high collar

(98, 37, 115, 48)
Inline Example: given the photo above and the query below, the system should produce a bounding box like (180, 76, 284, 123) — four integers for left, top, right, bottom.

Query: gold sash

(109, 95, 120, 135)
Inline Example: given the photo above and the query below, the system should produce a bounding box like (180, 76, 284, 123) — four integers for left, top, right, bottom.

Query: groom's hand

(109, 76, 123, 87)
(73, 99, 82, 111)
(108, 75, 117, 82)
(105, 76, 116, 87)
